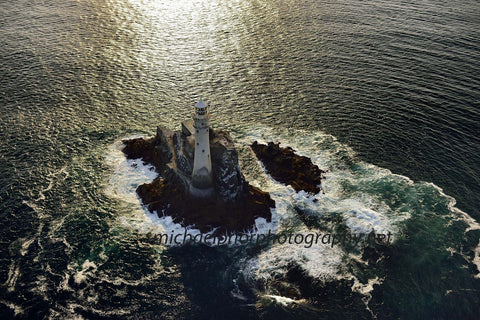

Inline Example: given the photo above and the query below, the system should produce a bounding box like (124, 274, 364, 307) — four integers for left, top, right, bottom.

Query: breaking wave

(104, 124, 480, 315)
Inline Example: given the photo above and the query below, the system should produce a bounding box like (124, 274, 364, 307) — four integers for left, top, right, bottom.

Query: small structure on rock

(190, 100, 213, 195)
(122, 100, 274, 234)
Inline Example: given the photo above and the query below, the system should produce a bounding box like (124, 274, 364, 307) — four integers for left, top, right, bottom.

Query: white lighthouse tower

(191, 99, 213, 192)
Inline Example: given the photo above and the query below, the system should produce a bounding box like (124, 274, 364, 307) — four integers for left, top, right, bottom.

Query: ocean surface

(1, 0, 480, 319)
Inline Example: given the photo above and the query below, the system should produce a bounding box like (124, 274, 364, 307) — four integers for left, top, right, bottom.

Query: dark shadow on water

(166, 245, 260, 320)
(166, 244, 373, 320)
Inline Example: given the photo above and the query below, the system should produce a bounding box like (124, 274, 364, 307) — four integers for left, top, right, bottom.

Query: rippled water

(1, 0, 479, 319)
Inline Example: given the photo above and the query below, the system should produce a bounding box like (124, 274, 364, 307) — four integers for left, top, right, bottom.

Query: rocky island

(251, 141, 325, 194)
(122, 100, 325, 234)
(122, 100, 274, 234)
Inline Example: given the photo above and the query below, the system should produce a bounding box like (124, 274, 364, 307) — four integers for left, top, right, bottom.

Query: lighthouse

(191, 99, 213, 191)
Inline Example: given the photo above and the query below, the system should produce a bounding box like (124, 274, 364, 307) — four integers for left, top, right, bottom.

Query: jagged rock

(154, 126, 174, 169)
(210, 129, 246, 201)
(122, 137, 155, 163)
(137, 177, 274, 234)
(251, 141, 325, 194)
(173, 131, 193, 176)
(122, 125, 274, 234)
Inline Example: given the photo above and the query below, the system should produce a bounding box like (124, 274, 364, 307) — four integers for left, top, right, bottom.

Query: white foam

(248, 227, 345, 282)
(105, 126, 479, 300)
(73, 260, 98, 285)
(238, 124, 480, 298)
(35, 165, 69, 202)
(340, 200, 398, 236)
(104, 137, 158, 205)
(426, 182, 480, 232)
(243, 126, 421, 239)
(5, 262, 20, 292)
(351, 275, 383, 318)
(0, 300, 24, 317)
(104, 137, 177, 236)
(105, 136, 282, 245)
(144, 211, 213, 245)
(420, 183, 480, 276)
(265, 294, 298, 306)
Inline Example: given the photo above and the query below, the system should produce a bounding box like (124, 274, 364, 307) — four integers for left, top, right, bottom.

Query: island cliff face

(122, 124, 274, 234)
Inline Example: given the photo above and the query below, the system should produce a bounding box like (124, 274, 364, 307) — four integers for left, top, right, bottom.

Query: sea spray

(105, 125, 479, 317)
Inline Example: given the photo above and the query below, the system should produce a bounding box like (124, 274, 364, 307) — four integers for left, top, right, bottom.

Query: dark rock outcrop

(210, 129, 246, 200)
(250, 141, 325, 194)
(122, 126, 274, 234)
(137, 177, 274, 234)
